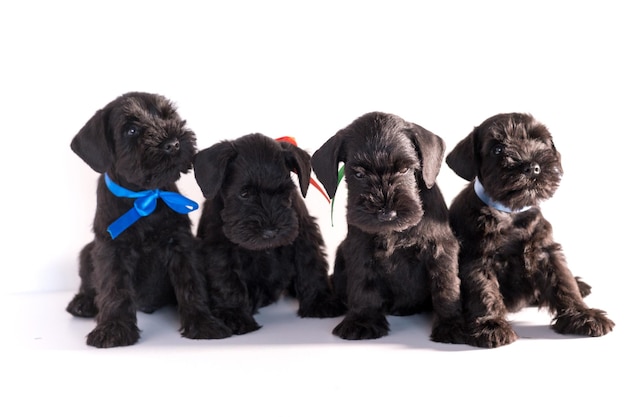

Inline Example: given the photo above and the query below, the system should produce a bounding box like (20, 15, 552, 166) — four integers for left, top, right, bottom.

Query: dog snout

(524, 162, 541, 177)
(377, 209, 397, 222)
(262, 228, 278, 240)
(161, 138, 180, 154)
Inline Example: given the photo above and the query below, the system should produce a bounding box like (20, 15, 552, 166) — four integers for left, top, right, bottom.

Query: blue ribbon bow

(104, 173, 199, 239)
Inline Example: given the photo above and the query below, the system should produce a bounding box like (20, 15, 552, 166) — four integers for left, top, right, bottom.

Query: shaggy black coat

(193, 133, 344, 335)
(446, 112, 614, 348)
(66, 92, 231, 347)
(311, 112, 465, 342)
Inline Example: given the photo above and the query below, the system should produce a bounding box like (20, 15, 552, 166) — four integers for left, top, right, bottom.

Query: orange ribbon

(275, 136, 330, 204)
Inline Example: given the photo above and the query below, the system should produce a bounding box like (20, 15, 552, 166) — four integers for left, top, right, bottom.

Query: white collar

(473, 177, 532, 213)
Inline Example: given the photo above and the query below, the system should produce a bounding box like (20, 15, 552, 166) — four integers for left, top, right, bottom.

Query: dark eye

(492, 144, 504, 156)
(239, 188, 250, 199)
(125, 125, 140, 138)
(354, 171, 365, 179)
(398, 167, 409, 174)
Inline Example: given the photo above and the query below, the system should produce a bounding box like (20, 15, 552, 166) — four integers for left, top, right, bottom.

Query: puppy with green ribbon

(312, 112, 466, 343)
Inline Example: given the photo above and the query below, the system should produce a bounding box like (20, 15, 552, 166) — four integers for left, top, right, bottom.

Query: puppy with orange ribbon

(193, 133, 344, 335)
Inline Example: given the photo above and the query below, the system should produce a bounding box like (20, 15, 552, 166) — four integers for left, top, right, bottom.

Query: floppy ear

(407, 123, 446, 189)
(311, 130, 346, 199)
(70, 108, 114, 173)
(550, 139, 563, 175)
(193, 141, 237, 199)
(279, 142, 311, 197)
(445, 129, 478, 181)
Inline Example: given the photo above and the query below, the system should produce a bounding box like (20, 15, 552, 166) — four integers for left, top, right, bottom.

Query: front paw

(180, 312, 232, 340)
(66, 293, 97, 318)
(333, 313, 389, 340)
(468, 317, 518, 348)
(298, 294, 346, 318)
(552, 308, 615, 336)
(430, 317, 466, 344)
(216, 308, 261, 335)
(86, 320, 140, 348)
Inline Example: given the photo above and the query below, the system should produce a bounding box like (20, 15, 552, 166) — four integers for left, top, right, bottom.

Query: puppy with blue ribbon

(66, 92, 231, 347)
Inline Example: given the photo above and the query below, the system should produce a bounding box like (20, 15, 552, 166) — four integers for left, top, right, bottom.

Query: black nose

(525, 162, 541, 176)
(162, 138, 180, 153)
(262, 228, 278, 239)
(377, 209, 397, 222)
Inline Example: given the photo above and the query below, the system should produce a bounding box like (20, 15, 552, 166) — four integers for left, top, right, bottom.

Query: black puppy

(311, 112, 465, 342)
(193, 133, 344, 335)
(66, 92, 231, 347)
(446, 112, 614, 348)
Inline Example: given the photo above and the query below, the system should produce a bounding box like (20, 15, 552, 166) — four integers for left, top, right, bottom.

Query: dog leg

(333, 310, 390, 340)
(331, 248, 389, 340)
(87, 303, 140, 348)
(528, 275, 590, 307)
(210, 285, 261, 336)
(67, 292, 98, 318)
(541, 251, 614, 336)
(86, 242, 141, 348)
(462, 261, 518, 348)
(168, 240, 232, 340)
(204, 246, 261, 335)
(423, 237, 466, 344)
(329, 245, 348, 301)
(291, 214, 346, 318)
(81, 241, 139, 348)
(66, 241, 98, 318)
(88, 295, 140, 348)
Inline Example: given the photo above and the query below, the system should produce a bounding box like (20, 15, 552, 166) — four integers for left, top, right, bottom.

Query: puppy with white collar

(446, 112, 614, 348)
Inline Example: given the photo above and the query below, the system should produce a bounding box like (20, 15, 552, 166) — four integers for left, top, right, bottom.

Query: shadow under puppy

(193, 133, 344, 335)
(311, 112, 465, 342)
(446, 112, 614, 348)
(66, 92, 231, 347)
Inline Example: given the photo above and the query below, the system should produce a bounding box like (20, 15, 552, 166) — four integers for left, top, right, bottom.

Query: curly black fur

(66, 92, 231, 347)
(446, 112, 614, 348)
(311, 112, 465, 343)
(193, 133, 344, 335)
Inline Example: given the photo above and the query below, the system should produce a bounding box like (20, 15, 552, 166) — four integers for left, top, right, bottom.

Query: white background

(1, 1, 624, 416)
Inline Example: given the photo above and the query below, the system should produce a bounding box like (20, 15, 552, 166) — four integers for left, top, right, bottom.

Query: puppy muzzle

(524, 162, 541, 177)
(160, 138, 180, 154)
(377, 209, 397, 222)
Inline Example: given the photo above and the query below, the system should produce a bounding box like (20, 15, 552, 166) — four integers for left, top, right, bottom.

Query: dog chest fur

(335, 226, 433, 315)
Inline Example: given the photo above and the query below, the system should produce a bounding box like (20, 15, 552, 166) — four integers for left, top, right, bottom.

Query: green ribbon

(331, 164, 345, 227)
